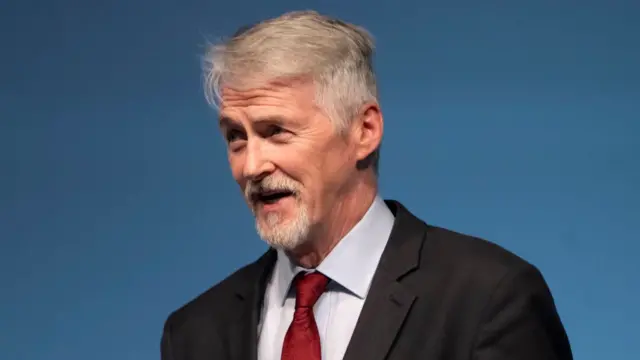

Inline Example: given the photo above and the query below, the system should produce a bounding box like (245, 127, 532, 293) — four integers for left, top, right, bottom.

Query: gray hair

(202, 10, 380, 173)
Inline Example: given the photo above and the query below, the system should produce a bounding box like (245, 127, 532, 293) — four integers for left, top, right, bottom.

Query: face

(219, 80, 362, 250)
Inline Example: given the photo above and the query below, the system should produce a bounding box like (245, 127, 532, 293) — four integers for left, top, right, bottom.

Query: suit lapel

(228, 249, 277, 360)
(343, 200, 426, 360)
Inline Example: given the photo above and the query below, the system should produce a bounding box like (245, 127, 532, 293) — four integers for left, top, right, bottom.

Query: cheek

(284, 151, 322, 180)
(295, 139, 349, 181)
(323, 144, 357, 185)
(228, 154, 245, 182)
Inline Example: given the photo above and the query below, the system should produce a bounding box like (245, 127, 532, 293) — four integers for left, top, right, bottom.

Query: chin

(263, 236, 309, 251)
(255, 210, 311, 250)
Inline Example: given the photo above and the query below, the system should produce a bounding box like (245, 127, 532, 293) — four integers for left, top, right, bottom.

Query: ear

(352, 102, 383, 166)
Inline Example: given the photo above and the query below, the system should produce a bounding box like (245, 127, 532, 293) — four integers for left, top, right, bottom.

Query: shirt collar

(273, 195, 395, 305)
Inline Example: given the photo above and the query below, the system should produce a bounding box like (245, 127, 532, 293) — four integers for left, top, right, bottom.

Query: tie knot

(293, 272, 329, 309)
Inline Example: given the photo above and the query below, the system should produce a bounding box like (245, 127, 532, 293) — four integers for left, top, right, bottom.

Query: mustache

(244, 176, 300, 200)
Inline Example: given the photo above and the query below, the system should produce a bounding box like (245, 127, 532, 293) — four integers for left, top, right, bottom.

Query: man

(161, 10, 573, 360)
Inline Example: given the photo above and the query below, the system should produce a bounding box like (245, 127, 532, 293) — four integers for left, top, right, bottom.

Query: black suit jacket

(161, 200, 573, 360)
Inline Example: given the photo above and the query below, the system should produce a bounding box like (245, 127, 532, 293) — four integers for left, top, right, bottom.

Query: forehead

(219, 80, 316, 119)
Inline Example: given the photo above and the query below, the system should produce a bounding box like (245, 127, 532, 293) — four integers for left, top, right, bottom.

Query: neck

(287, 174, 378, 268)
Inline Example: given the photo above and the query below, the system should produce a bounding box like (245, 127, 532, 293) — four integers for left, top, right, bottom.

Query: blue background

(1, 1, 638, 359)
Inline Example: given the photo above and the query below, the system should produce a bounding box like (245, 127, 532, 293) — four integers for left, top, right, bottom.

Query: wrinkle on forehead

(220, 81, 317, 114)
(221, 88, 290, 109)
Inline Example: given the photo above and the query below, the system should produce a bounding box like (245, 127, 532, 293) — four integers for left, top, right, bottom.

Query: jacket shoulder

(425, 225, 533, 269)
(388, 199, 539, 283)
(162, 253, 269, 333)
(419, 223, 545, 295)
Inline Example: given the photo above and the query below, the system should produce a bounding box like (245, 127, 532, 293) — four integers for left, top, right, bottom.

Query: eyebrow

(218, 115, 290, 129)
(218, 116, 234, 128)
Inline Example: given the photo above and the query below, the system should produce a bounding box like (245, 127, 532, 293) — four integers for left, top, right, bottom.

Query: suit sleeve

(161, 317, 176, 360)
(472, 264, 573, 360)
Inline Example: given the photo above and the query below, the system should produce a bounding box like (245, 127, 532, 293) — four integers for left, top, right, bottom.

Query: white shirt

(257, 196, 395, 360)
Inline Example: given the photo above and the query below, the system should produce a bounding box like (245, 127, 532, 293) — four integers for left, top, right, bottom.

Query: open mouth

(253, 189, 295, 205)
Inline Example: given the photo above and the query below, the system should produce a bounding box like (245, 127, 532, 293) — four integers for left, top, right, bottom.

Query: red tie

(281, 272, 329, 360)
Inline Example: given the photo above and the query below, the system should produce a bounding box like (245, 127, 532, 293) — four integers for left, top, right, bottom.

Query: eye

(267, 125, 284, 136)
(226, 128, 245, 143)
(265, 125, 292, 140)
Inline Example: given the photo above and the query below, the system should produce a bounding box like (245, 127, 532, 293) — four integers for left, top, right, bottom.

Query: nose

(242, 139, 275, 181)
